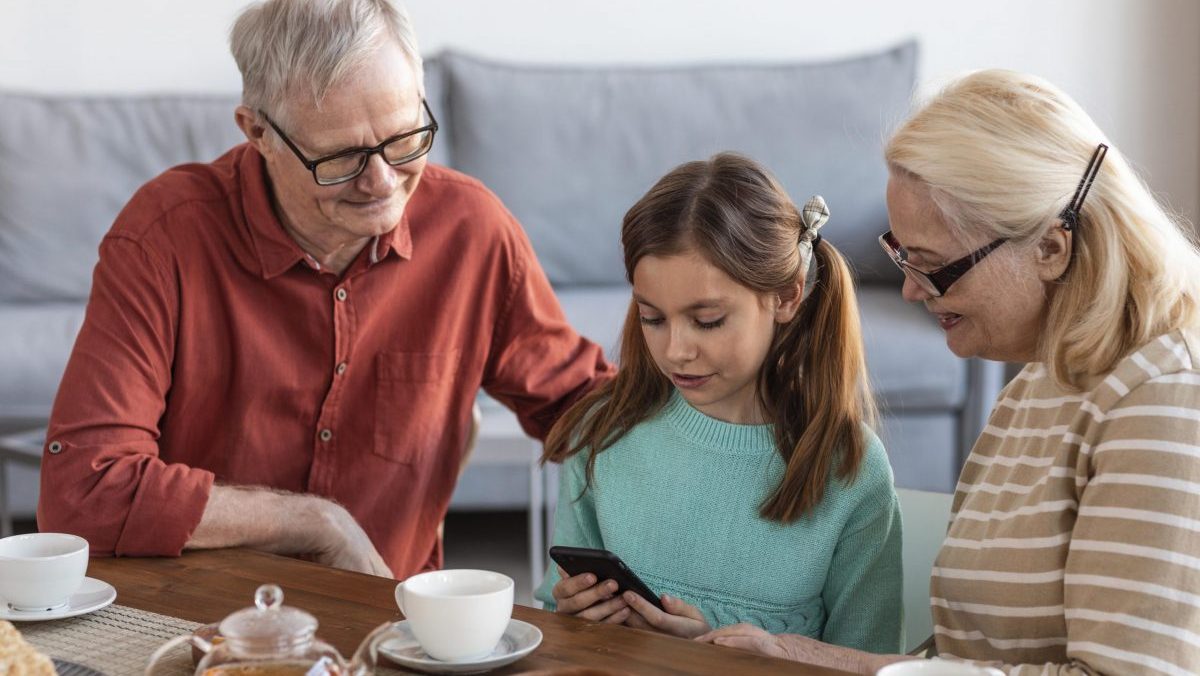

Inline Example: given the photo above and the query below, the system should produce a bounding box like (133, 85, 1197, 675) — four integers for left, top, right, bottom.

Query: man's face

(252, 41, 428, 246)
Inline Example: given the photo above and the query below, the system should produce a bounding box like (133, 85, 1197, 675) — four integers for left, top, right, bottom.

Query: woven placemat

(17, 605, 416, 676)
(18, 604, 200, 676)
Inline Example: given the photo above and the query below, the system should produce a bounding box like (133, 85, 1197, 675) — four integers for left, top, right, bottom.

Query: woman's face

(885, 174, 1063, 363)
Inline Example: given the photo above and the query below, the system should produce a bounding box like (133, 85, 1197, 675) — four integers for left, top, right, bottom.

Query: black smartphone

(548, 545, 665, 611)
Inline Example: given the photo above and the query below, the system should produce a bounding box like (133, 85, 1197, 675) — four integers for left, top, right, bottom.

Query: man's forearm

(185, 484, 319, 553)
(184, 484, 393, 578)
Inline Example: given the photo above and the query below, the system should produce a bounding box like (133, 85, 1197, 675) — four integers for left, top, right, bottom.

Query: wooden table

(91, 549, 846, 675)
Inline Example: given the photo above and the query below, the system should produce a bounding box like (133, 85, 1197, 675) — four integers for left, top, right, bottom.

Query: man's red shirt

(39, 144, 612, 577)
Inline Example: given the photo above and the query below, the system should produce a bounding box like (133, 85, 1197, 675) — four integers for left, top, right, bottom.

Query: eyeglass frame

(877, 230, 1007, 298)
(259, 98, 438, 186)
(878, 142, 1107, 298)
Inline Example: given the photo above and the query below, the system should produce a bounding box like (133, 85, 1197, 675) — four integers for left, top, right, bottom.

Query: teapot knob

(255, 584, 284, 611)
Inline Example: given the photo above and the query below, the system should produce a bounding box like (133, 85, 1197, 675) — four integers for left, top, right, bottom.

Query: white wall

(2, 0, 1197, 226)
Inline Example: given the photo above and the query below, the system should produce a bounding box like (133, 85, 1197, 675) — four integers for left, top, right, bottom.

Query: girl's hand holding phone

(622, 591, 712, 638)
(551, 566, 632, 623)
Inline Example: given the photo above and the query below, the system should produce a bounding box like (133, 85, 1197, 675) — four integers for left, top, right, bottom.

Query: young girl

(534, 153, 903, 653)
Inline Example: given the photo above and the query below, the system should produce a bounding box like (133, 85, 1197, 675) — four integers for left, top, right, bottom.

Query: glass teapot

(145, 584, 405, 676)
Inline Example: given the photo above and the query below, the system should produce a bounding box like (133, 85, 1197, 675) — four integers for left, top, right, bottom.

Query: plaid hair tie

(800, 195, 829, 250)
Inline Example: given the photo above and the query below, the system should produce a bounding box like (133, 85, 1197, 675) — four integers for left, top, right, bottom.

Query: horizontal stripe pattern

(931, 330, 1200, 674)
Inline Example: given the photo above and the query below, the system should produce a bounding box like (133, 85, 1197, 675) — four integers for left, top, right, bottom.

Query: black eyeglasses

(878, 143, 1109, 297)
(260, 99, 438, 186)
(878, 230, 1007, 298)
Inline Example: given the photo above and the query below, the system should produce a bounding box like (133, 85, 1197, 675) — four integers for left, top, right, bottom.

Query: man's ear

(1036, 224, 1073, 281)
(235, 105, 270, 154)
(775, 280, 805, 323)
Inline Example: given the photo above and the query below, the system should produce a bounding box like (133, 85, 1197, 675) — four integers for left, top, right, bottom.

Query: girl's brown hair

(542, 152, 876, 522)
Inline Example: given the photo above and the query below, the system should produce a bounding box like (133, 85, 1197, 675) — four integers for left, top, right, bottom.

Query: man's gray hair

(230, 0, 423, 124)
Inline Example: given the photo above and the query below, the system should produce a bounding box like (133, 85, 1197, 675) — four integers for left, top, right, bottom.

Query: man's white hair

(230, 0, 424, 125)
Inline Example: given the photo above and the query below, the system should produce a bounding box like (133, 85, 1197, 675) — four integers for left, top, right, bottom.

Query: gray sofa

(0, 41, 1003, 521)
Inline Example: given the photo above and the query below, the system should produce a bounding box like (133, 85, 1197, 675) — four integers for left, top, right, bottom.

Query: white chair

(896, 487, 954, 653)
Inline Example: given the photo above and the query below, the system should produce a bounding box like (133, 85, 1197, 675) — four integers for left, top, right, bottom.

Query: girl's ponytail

(760, 238, 875, 522)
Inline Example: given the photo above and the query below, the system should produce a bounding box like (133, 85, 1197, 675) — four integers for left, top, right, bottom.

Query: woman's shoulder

(1096, 329, 1200, 406)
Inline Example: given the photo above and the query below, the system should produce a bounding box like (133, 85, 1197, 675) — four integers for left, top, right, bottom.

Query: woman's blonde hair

(886, 69, 1200, 389)
(542, 153, 875, 522)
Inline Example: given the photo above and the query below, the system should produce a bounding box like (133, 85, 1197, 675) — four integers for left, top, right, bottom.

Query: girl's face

(632, 248, 801, 425)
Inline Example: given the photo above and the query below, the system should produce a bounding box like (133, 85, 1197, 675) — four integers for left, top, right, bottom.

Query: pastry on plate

(0, 620, 56, 676)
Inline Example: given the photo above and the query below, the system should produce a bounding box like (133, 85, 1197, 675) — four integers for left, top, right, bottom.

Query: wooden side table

(0, 427, 45, 536)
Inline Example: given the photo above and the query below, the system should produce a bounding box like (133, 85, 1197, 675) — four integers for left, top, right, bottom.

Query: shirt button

(335, 288, 348, 302)
(47, 441, 63, 454)
(319, 429, 333, 442)
(336, 362, 347, 375)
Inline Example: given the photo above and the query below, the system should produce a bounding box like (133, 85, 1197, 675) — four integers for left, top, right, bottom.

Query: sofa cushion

(443, 43, 915, 287)
(858, 286, 965, 409)
(0, 58, 449, 304)
(556, 286, 631, 359)
(421, 56, 451, 167)
(0, 93, 243, 302)
(0, 303, 86, 419)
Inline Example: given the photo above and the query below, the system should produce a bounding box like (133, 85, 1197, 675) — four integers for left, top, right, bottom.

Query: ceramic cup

(0, 533, 89, 611)
(877, 660, 1005, 676)
(395, 569, 514, 662)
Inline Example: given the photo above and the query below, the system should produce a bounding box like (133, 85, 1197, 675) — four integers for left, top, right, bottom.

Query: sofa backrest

(0, 48, 911, 303)
(0, 58, 449, 303)
(0, 93, 241, 302)
(442, 42, 915, 287)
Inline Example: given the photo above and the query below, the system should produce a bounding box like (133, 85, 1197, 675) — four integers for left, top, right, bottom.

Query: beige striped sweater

(930, 330, 1200, 675)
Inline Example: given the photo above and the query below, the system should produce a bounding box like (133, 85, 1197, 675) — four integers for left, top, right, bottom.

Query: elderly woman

(698, 69, 1200, 674)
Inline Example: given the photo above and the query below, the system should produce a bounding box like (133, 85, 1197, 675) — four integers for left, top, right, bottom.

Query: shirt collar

(238, 145, 413, 279)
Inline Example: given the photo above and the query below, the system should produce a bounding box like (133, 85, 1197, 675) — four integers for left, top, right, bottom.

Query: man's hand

(623, 591, 711, 638)
(550, 566, 631, 624)
(304, 498, 393, 577)
(187, 485, 393, 578)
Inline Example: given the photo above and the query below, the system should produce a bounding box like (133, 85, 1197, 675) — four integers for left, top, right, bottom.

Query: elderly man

(37, 0, 611, 579)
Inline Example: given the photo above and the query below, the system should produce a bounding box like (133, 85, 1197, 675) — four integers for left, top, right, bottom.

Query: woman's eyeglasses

(877, 231, 1007, 298)
(879, 143, 1109, 297)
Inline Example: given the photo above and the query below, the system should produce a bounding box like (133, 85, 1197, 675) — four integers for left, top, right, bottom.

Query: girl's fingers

(602, 607, 632, 624)
(574, 593, 629, 622)
(557, 578, 617, 614)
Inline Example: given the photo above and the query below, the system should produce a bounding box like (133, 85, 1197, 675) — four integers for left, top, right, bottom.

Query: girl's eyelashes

(638, 315, 726, 330)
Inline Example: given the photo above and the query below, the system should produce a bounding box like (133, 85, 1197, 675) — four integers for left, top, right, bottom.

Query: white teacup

(878, 660, 1005, 676)
(395, 569, 513, 662)
(0, 533, 89, 611)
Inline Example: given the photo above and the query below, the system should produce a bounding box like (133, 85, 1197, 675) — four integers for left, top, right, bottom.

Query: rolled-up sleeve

(38, 233, 213, 557)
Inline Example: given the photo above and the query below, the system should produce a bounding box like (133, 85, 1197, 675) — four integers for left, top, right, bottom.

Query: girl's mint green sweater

(535, 391, 903, 653)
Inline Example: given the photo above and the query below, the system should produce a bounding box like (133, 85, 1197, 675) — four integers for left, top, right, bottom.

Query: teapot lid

(218, 584, 318, 644)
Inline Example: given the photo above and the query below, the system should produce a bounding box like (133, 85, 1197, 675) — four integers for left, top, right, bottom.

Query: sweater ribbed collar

(662, 390, 776, 455)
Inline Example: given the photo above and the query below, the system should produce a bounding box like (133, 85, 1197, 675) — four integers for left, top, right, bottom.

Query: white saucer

(0, 577, 117, 622)
(379, 618, 542, 674)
